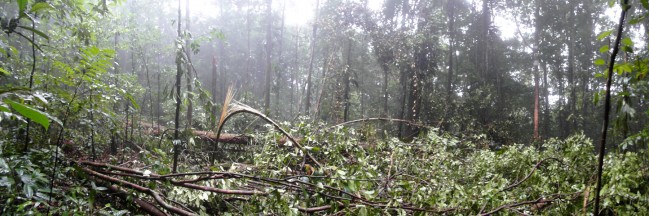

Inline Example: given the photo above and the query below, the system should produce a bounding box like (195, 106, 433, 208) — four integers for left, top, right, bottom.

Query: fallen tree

(133, 121, 253, 144)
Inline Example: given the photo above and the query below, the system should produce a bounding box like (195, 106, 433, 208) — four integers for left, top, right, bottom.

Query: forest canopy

(1, 0, 649, 215)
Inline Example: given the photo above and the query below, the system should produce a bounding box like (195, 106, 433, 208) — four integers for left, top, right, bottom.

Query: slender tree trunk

(246, 0, 252, 91)
(541, 60, 550, 137)
(291, 27, 300, 116)
(157, 71, 162, 125)
(211, 56, 218, 129)
(594, 2, 629, 214)
(172, 0, 183, 173)
(23, 20, 37, 152)
(444, 0, 456, 129)
(143, 47, 154, 128)
(185, 0, 193, 130)
(315, 49, 330, 119)
(304, 0, 320, 115)
(111, 32, 120, 154)
(398, 67, 408, 138)
(581, 0, 595, 130)
(556, 60, 566, 137)
(567, 8, 577, 135)
(343, 39, 353, 122)
(382, 63, 389, 117)
(274, 0, 286, 117)
(532, 2, 541, 141)
(218, 0, 226, 103)
(264, 0, 273, 115)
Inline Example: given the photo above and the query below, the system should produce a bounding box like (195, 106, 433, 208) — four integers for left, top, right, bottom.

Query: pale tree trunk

(172, 0, 183, 173)
(343, 39, 353, 122)
(291, 27, 300, 116)
(264, 0, 273, 114)
(444, 0, 456, 129)
(274, 0, 286, 117)
(211, 56, 218, 129)
(185, 0, 193, 130)
(304, 0, 320, 115)
(533, 1, 541, 141)
(315, 49, 330, 119)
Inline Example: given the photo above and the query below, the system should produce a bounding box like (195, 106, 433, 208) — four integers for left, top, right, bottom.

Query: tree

(172, 0, 183, 173)
(264, 0, 273, 114)
(304, 0, 321, 116)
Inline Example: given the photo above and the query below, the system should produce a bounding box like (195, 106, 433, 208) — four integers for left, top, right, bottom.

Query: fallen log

(104, 184, 168, 216)
(80, 166, 197, 216)
(133, 121, 253, 144)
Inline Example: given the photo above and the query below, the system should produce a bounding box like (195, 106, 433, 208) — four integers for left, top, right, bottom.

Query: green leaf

(622, 37, 633, 46)
(0, 67, 9, 75)
(642, 0, 649, 9)
(30, 2, 55, 13)
(0, 104, 9, 112)
(622, 46, 633, 53)
(17, 26, 50, 40)
(125, 93, 140, 109)
(594, 59, 606, 66)
(597, 30, 613, 41)
(17, 0, 28, 13)
(6, 100, 50, 130)
(599, 45, 610, 53)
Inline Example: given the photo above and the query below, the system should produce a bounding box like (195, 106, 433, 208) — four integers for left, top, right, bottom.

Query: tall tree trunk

(172, 0, 183, 173)
(480, 0, 490, 84)
(185, 0, 193, 130)
(245, 0, 252, 91)
(444, 0, 456, 129)
(157, 72, 162, 126)
(541, 60, 550, 137)
(556, 60, 566, 137)
(532, 1, 541, 141)
(211, 56, 218, 129)
(304, 0, 320, 115)
(315, 48, 330, 119)
(343, 39, 352, 122)
(111, 31, 120, 154)
(382, 63, 389, 117)
(264, 0, 273, 115)
(218, 0, 227, 103)
(291, 27, 300, 116)
(398, 66, 408, 138)
(274, 0, 286, 117)
(567, 6, 577, 136)
(581, 0, 595, 129)
(143, 47, 154, 129)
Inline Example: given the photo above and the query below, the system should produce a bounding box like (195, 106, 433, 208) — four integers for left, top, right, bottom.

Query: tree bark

(532, 1, 541, 141)
(185, 0, 193, 130)
(264, 0, 273, 115)
(343, 39, 353, 122)
(304, 0, 320, 116)
(172, 0, 183, 173)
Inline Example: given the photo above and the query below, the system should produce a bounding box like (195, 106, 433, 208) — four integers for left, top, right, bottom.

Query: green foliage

(165, 122, 648, 215)
(5, 99, 52, 130)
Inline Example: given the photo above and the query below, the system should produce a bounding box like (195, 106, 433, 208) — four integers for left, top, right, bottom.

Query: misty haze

(1, 0, 648, 215)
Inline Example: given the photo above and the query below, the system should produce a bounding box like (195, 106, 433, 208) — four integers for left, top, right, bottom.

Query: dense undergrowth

(1, 120, 648, 215)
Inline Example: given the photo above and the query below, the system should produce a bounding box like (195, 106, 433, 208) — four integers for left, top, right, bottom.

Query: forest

(1, 0, 648, 215)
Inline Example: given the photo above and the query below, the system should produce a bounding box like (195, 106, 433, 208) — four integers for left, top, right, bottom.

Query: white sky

(182, 0, 621, 45)
(183, 0, 385, 26)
